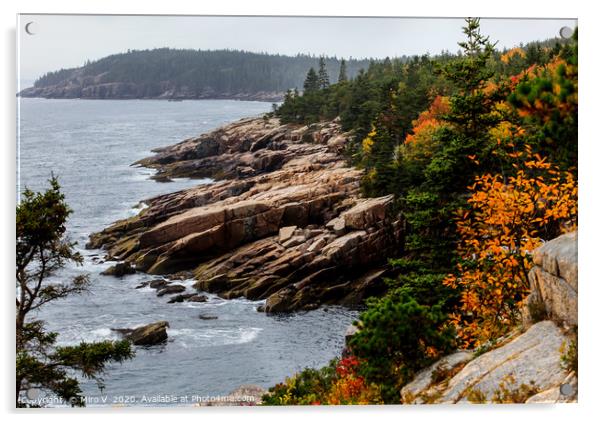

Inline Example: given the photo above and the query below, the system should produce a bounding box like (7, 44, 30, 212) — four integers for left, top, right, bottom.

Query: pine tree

(303, 67, 319, 93)
(317, 57, 330, 89)
(440, 17, 499, 140)
(338, 59, 348, 83)
(16, 177, 133, 407)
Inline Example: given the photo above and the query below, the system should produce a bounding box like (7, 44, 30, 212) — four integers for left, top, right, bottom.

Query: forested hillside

(19, 49, 377, 101)
(265, 19, 577, 404)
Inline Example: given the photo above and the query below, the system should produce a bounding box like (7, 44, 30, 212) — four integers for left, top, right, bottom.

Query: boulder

(114, 321, 169, 345)
(525, 231, 578, 326)
(264, 288, 295, 313)
(149, 279, 169, 289)
(101, 262, 135, 277)
(167, 293, 196, 303)
(157, 284, 186, 297)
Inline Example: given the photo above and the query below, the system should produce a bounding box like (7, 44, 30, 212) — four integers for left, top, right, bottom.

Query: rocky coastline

(18, 82, 284, 102)
(88, 116, 404, 312)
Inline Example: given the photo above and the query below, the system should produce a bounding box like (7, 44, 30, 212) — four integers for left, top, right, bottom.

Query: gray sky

(17, 15, 577, 87)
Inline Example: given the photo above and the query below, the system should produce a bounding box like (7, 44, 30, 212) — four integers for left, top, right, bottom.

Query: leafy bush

(262, 357, 381, 405)
(349, 286, 457, 403)
(444, 151, 577, 347)
(262, 362, 337, 405)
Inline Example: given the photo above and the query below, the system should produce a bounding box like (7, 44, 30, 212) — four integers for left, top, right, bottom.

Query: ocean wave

(128, 202, 149, 216)
(168, 327, 262, 347)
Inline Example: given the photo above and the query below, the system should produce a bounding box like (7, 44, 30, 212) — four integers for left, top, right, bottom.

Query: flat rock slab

(278, 226, 296, 243)
(438, 321, 569, 403)
(401, 351, 474, 403)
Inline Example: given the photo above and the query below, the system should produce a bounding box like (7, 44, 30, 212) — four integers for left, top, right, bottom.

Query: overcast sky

(17, 15, 577, 86)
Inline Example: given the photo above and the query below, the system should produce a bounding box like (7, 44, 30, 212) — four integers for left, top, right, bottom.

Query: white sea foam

(91, 327, 113, 337)
(128, 202, 149, 216)
(167, 327, 262, 346)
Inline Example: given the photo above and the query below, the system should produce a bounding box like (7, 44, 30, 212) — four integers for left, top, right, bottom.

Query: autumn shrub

(325, 357, 382, 405)
(261, 361, 336, 405)
(261, 357, 382, 405)
(444, 149, 577, 347)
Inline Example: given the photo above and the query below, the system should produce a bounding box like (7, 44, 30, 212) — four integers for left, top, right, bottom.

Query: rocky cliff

(400, 231, 578, 404)
(88, 117, 403, 312)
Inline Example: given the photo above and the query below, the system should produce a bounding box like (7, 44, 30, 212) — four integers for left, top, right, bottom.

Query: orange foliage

(444, 146, 577, 347)
(513, 57, 577, 122)
(500, 47, 526, 64)
(324, 357, 382, 405)
(405, 96, 450, 145)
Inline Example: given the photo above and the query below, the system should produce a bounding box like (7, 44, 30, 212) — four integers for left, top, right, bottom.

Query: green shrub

(349, 287, 456, 403)
(262, 360, 337, 405)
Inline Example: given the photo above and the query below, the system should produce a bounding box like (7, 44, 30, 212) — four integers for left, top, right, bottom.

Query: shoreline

(89, 116, 404, 312)
(17, 94, 284, 103)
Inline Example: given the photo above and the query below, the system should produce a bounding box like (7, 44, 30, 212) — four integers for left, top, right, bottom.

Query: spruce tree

(338, 59, 348, 83)
(303, 67, 319, 93)
(440, 17, 499, 141)
(317, 57, 330, 89)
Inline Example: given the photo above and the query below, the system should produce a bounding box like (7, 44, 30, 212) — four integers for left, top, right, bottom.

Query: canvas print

(16, 14, 578, 407)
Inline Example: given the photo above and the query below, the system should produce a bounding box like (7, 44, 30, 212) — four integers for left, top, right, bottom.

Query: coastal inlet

(18, 98, 358, 405)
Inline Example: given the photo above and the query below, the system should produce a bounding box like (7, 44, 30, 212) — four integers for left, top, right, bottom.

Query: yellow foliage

(362, 126, 377, 154)
(501, 47, 526, 64)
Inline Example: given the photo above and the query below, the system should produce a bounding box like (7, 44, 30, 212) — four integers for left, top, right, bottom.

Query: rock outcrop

(113, 321, 169, 346)
(400, 232, 578, 404)
(100, 262, 136, 277)
(88, 117, 403, 311)
(524, 231, 578, 327)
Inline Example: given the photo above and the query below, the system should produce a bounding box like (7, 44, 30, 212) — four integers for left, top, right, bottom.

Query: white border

(2, 1, 601, 422)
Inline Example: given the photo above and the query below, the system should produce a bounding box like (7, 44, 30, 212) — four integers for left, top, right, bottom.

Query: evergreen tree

(303, 67, 320, 93)
(440, 17, 499, 141)
(16, 177, 133, 407)
(317, 57, 330, 89)
(403, 17, 500, 267)
(338, 59, 348, 83)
